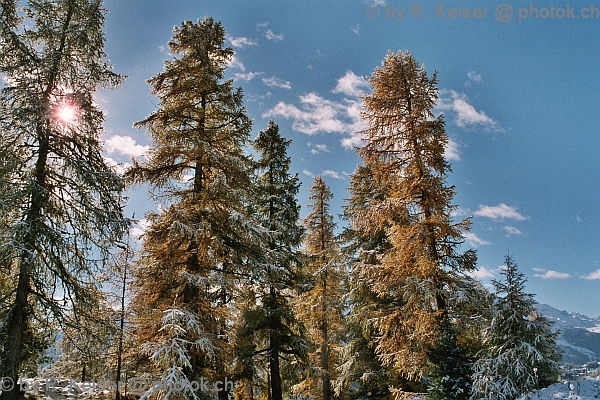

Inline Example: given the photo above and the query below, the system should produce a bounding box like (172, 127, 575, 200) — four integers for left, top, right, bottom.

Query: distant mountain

(536, 303, 600, 364)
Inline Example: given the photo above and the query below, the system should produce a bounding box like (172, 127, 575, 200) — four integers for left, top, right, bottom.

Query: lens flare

(55, 104, 77, 124)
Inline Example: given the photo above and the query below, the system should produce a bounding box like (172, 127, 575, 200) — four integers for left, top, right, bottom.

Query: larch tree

(470, 254, 561, 400)
(125, 17, 256, 400)
(346, 50, 478, 397)
(236, 121, 306, 400)
(0, 1, 128, 399)
(338, 163, 408, 399)
(294, 175, 344, 400)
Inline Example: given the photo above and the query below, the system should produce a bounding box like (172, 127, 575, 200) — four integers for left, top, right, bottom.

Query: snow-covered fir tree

(471, 254, 561, 400)
(426, 319, 473, 400)
(235, 121, 306, 400)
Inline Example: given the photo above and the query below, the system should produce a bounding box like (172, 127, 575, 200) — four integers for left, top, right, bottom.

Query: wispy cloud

(227, 36, 258, 48)
(469, 266, 496, 280)
(467, 70, 482, 83)
(256, 22, 283, 41)
(303, 169, 315, 178)
(103, 156, 131, 175)
(263, 71, 369, 149)
(332, 70, 370, 97)
(438, 89, 501, 131)
(351, 24, 360, 35)
(234, 71, 263, 81)
(582, 269, 600, 280)
(322, 169, 344, 180)
(503, 225, 523, 236)
(463, 232, 491, 247)
(308, 142, 330, 154)
(265, 29, 283, 41)
(262, 76, 291, 89)
(264, 92, 364, 137)
(533, 268, 572, 279)
(131, 218, 150, 237)
(445, 137, 461, 161)
(104, 135, 149, 158)
(228, 55, 245, 71)
(473, 203, 528, 221)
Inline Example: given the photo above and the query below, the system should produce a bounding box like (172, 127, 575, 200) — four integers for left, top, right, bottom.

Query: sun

(55, 103, 78, 124)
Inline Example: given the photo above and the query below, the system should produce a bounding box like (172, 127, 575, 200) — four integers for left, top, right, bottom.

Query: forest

(0, 1, 563, 400)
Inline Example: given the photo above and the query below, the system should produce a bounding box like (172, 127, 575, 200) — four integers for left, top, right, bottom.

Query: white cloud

(445, 137, 460, 161)
(131, 218, 150, 238)
(437, 90, 500, 131)
(228, 36, 258, 48)
(322, 169, 344, 180)
(463, 232, 491, 247)
(265, 29, 283, 41)
(473, 203, 528, 221)
(351, 24, 360, 35)
(103, 156, 130, 175)
(503, 225, 523, 236)
(467, 70, 482, 83)
(303, 169, 315, 178)
(308, 142, 330, 154)
(502, 226, 523, 237)
(582, 269, 600, 280)
(256, 23, 283, 41)
(469, 266, 496, 280)
(228, 55, 245, 71)
(264, 92, 365, 139)
(234, 71, 263, 81)
(533, 269, 572, 279)
(263, 71, 370, 149)
(262, 76, 291, 89)
(332, 70, 370, 97)
(104, 135, 150, 158)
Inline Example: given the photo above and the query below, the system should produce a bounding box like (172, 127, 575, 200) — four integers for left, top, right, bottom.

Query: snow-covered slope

(536, 304, 600, 332)
(536, 303, 600, 364)
(518, 377, 600, 399)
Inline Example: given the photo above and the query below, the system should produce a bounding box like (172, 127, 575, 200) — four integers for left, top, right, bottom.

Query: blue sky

(97, 0, 600, 316)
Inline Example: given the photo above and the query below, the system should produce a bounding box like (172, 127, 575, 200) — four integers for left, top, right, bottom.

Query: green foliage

(427, 319, 472, 400)
(236, 121, 306, 400)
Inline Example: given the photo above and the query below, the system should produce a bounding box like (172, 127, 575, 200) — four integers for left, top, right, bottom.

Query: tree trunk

(269, 329, 282, 400)
(268, 286, 282, 400)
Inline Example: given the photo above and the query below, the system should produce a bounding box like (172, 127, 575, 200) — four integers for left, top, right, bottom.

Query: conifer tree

(345, 50, 477, 396)
(0, 2, 128, 398)
(237, 121, 306, 400)
(470, 254, 561, 400)
(294, 176, 344, 400)
(125, 17, 255, 400)
(338, 163, 409, 399)
(426, 319, 472, 400)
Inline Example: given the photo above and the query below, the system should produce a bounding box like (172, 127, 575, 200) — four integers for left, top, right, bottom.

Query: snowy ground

(518, 377, 600, 399)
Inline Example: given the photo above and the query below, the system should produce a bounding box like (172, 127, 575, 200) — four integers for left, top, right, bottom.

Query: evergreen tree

(125, 17, 255, 400)
(0, 2, 128, 398)
(345, 50, 477, 396)
(470, 254, 561, 400)
(236, 121, 306, 400)
(337, 163, 405, 399)
(294, 176, 344, 400)
(426, 319, 472, 400)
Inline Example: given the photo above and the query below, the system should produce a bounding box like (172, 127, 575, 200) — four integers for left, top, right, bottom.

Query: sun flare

(55, 104, 77, 124)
